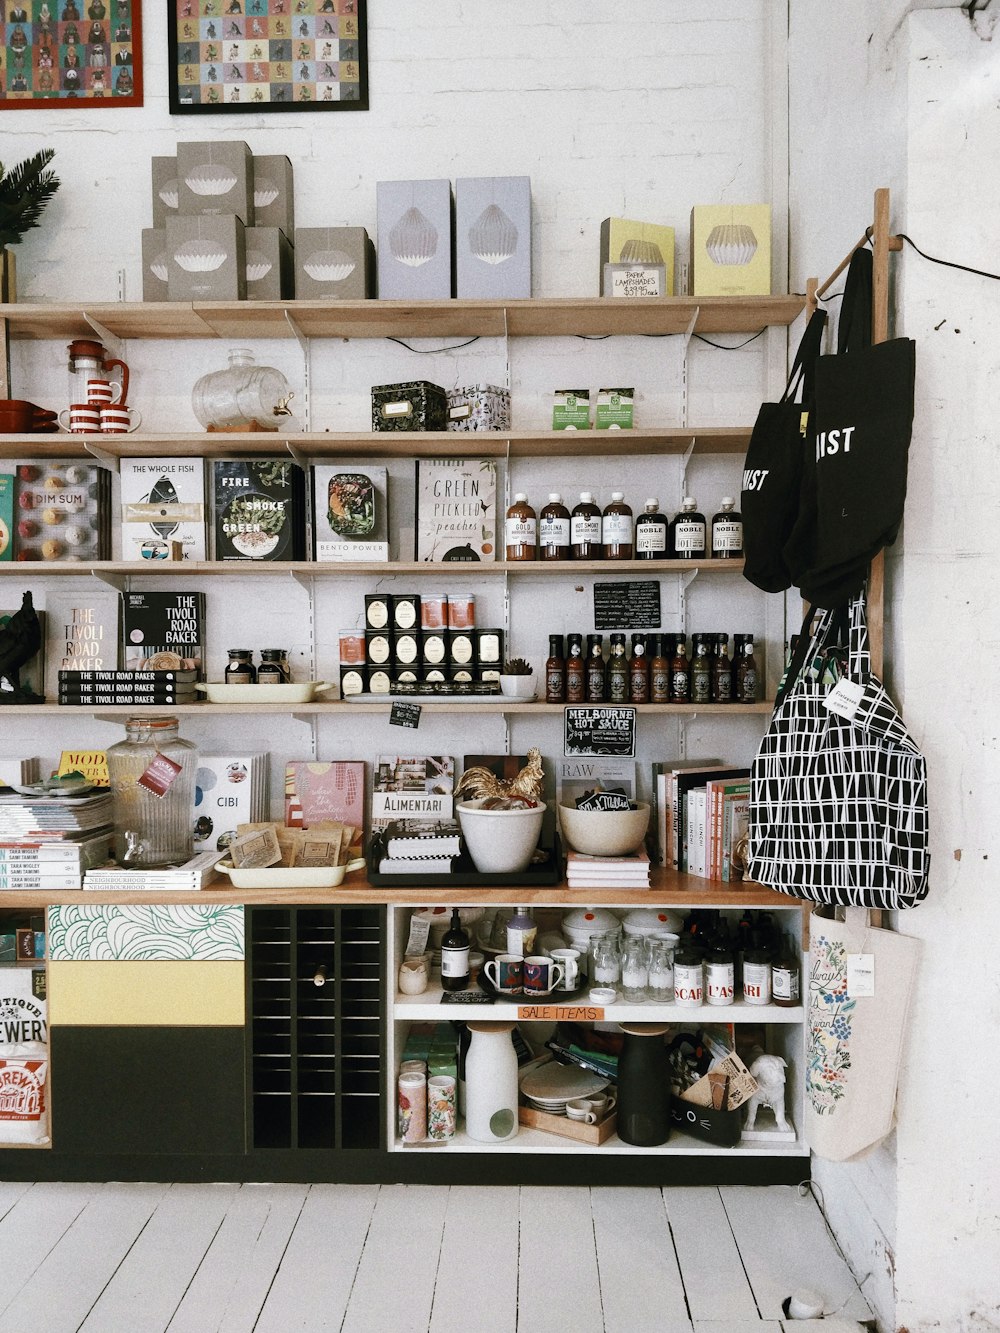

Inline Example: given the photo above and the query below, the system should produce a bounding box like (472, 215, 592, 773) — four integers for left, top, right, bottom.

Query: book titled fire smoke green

(212, 459, 305, 561)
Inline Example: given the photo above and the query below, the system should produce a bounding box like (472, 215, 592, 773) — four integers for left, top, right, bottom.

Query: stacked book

(0, 830, 113, 892)
(0, 791, 114, 839)
(376, 820, 461, 875)
(83, 849, 220, 892)
(57, 670, 198, 707)
(566, 848, 651, 890)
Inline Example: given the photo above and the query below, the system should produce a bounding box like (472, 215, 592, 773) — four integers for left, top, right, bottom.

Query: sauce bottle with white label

(635, 498, 668, 560)
(505, 493, 537, 561)
(602, 492, 633, 560)
(711, 496, 744, 559)
(571, 492, 603, 559)
(670, 496, 707, 560)
(539, 493, 571, 561)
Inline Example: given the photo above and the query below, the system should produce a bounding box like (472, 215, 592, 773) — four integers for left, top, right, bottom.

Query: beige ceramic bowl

(558, 802, 651, 857)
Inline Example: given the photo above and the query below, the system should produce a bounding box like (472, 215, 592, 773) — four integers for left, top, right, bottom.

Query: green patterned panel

(48, 904, 245, 962)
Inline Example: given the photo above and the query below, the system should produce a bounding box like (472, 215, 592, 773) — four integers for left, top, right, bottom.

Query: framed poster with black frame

(0, 0, 143, 109)
(167, 0, 367, 114)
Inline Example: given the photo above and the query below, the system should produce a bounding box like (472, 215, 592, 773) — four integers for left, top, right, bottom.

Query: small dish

(196, 681, 334, 704)
(215, 856, 366, 889)
(589, 987, 618, 1005)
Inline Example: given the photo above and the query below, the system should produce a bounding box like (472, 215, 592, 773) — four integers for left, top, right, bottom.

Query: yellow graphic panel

(49, 961, 245, 1027)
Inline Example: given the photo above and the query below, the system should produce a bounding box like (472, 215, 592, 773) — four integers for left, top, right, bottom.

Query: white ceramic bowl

(456, 799, 545, 875)
(621, 908, 683, 938)
(558, 802, 651, 856)
(561, 906, 622, 951)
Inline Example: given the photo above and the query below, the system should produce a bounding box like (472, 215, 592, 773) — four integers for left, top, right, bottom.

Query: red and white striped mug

(58, 402, 101, 434)
(99, 404, 142, 435)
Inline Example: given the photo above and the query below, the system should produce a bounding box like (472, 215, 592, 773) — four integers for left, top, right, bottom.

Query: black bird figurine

(0, 591, 44, 703)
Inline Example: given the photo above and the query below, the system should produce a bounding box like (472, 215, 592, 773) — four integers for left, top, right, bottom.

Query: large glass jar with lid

(191, 348, 293, 431)
(106, 717, 198, 867)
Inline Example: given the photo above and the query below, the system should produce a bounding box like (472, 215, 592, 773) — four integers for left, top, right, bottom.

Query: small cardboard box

(600, 217, 675, 295)
(595, 387, 634, 431)
(141, 229, 169, 302)
(176, 140, 254, 226)
(294, 227, 374, 300)
(252, 154, 294, 236)
(553, 389, 591, 431)
(377, 179, 453, 300)
(151, 155, 180, 229)
(690, 204, 772, 296)
(165, 215, 247, 302)
(245, 227, 294, 301)
(455, 176, 531, 299)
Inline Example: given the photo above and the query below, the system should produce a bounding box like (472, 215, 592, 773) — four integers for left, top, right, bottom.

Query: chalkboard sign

(389, 701, 422, 730)
(593, 581, 661, 630)
(564, 706, 637, 758)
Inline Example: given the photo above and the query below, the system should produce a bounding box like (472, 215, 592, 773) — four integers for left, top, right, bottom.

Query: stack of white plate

(520, 1062, 610, 1115)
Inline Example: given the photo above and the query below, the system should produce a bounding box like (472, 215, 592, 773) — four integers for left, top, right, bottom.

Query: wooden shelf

(0, 869, 799, 909)
(0, 426, 752, 461)
(3, 699, 772, 717)
(0, 556, 746, 578)
(0, 295, 804, 343)
(393, 987, 803, 1024)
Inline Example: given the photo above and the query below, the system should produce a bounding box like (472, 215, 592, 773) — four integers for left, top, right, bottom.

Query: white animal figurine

(745, 1053, 789, 1132)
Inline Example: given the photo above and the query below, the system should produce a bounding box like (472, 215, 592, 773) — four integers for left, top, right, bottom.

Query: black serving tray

(367, 837, 564, 889)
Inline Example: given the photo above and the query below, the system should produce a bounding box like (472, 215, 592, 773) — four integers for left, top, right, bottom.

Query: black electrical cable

(895, 231, 1000, 283)
(386, 335, 481, 353)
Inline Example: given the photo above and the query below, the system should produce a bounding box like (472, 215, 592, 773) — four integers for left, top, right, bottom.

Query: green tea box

(690, 204, 772, 296)
(600, 217, 675, 295)
(595, 387, 635, 431)
(553, 389, 591, 431)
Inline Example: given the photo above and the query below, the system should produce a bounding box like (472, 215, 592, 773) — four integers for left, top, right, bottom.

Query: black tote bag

(739, 308, 827, 593)
(784, 249, 916, 607)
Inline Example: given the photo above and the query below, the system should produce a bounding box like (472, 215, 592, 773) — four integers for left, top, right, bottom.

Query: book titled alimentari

(370, 755, 455, 837)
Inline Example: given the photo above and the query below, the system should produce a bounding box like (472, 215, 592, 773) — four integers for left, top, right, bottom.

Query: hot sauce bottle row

(505, 492, 743, 561)
(544, 632, 759, 705)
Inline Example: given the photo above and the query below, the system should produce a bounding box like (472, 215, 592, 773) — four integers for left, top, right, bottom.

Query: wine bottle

(440, 907, 470, 992)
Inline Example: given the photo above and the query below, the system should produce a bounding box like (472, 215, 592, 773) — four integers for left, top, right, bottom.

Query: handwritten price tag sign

(517, 1004, 604, 1022)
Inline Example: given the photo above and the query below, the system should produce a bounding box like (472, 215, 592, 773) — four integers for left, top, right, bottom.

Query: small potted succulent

(498, 656, 535, 699)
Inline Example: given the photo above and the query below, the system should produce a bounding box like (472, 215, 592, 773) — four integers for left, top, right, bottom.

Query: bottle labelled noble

(585, 633, 606, 703)
(565, 632, 585, 702)
(539, 493, 572, 560)
(737, 639, 759, 703)
(648, 633, 670, 703)
(691, 638, 712, 704)
(772, 934, 802, 1007)
(671, 496, 707, 560)
(711, 495, 744, 558)
(545, 633, 566, 703)
(635, 497, 668, 560)
(670, 636, 690, 703)
(607, 632, 629, 702)
(629, 633, 649, 704)
(602, 492, 634, 560)
(440, 907, 470, 992)
(571, 491, 603, 559)
(505, 493, 537, 561)
(712, 634, 733, 703)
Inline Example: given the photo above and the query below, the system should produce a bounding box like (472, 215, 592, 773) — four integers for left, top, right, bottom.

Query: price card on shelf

(390, 701, 422, 730)
(517, 1003, 605, 1022)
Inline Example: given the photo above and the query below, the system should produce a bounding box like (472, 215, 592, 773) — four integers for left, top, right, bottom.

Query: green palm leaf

(0, 149, 60, 249)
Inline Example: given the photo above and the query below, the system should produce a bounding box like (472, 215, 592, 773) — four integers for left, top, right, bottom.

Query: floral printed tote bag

(806, 905, 921, 1161)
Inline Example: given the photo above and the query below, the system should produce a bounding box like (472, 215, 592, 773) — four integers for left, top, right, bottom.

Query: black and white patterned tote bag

(747, 590, 929, 910)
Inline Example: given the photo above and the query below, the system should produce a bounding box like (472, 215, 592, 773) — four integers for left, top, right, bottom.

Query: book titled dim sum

(312, 465, 389, 562)
(119, 591, 206, 676)
(211, 459, 306, 561)
(415, 458, 496, 562)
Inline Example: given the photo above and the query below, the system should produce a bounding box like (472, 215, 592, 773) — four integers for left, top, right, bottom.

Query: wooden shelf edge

(0, 700, 773, 717)
(0, 557, 747, 577)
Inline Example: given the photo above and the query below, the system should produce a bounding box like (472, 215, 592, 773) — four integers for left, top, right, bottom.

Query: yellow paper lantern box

(690, 204, 771, 297)
(599, 218, 675, 295)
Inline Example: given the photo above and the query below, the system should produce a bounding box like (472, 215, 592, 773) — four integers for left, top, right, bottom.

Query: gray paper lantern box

(376, 179, 454, 300)
(176, 140, 254, 227)
(294, 227, 374, 300)
(252, 154, 295, 236)
(141, 228, 169, 302)
(246, 227, 294, 301)
(165, 215, 247, 302)
(455, 176, 531, 299)
(150, 156, 180, 230)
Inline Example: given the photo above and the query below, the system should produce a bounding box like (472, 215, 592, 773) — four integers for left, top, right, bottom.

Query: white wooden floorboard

(79, 1182, 241, 1333)
(517, 1187, 603, 1332)
(663, 1187, 759, 1324)
(341, 1184, 449, 1333)
(428, 1186, 518, 1333)
(0, 1183, 106, 1322)
(694, 1322, 783, 1331)
(167, 1183, 308, 1333)
(721, 1186, 871, 1323)
(592, 1187, 691, 1333)
(0, 1182, 168, 1333)
(0, 1180, 32, 1222)
(254, 1184, 378, 1333)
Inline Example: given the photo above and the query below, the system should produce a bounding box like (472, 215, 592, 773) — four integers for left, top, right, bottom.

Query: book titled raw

(120, 457, 207, 561)
(312, 466, 389, 562)
(120, 591, 206, 675)
(285, 761, 366, 834)
(212, 459, 306, 562)
(370, 755, 454, 837)
(415, 458, 496, 562)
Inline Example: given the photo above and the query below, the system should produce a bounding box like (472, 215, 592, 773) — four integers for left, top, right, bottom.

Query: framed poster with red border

(167, 0, 367, 114)
(0, 1, 143, 109)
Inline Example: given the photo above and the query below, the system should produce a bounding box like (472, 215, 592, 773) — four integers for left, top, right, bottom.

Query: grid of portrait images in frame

(0, 0, 141, 107)
(169, 0, 367, 112)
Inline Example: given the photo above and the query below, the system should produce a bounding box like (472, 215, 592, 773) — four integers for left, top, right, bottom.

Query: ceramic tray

(196, 681, 334, 704)
(215, 856, 366, 889)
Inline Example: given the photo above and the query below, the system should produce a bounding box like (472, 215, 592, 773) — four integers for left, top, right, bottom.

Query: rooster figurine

(0, 591, 43, 704)
(455, 747, 544, 806)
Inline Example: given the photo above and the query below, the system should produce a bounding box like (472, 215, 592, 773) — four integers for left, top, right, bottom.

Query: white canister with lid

(561, 906, 621, 951)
